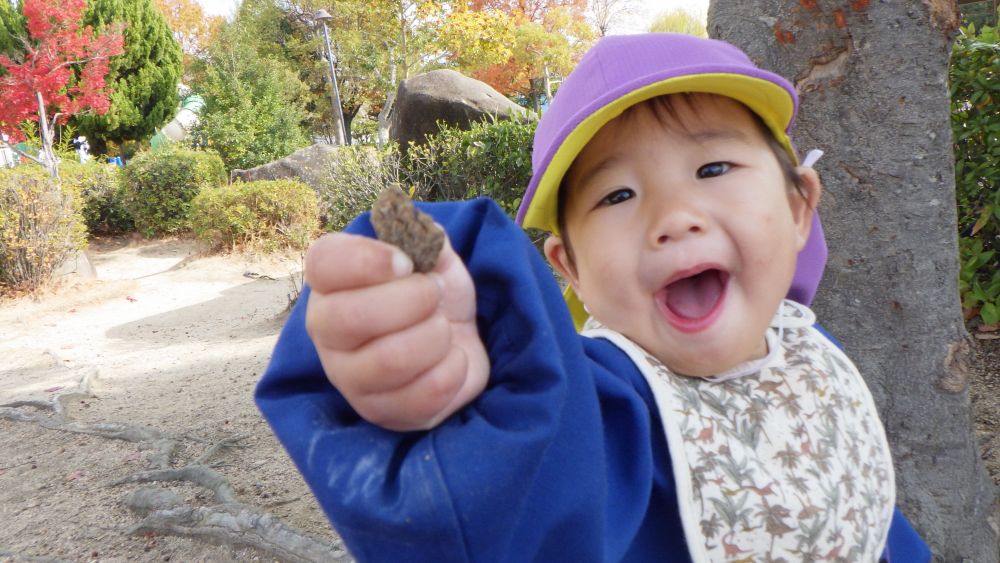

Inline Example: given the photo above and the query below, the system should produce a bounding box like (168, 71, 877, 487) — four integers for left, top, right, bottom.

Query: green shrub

(121, 147, 226, 236)
(960, 238, 1000, 325)
(317, 145, 403, 231)
(951, 22, 1000, 325)
(315, 117, 537, 235)
(404, 116, 537, 217)
(189, 27, 311, 172)
(190, 179, 319, 252)
(350, 114, 379, 146)
(60, 160, 134, 235)
(0, 167, 87, 292)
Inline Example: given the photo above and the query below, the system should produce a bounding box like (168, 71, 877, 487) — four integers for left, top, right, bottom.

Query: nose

(647, 191, 708, 247)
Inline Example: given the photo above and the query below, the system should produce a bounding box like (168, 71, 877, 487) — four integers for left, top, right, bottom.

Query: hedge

(0, 167, 87, 292)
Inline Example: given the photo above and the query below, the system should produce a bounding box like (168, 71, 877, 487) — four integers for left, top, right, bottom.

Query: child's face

(544, 94, 821, 377)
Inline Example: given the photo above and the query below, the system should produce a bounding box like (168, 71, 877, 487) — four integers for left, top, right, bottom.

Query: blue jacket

(256, 198, 930, 562)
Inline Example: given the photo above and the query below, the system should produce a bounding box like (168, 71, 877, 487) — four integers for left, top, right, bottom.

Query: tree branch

(0, 140, 44, 166)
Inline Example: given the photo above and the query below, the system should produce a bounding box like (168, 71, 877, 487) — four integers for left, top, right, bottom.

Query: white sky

(195, 0, 239, 18)
(618, 0, 709, 33)
(193, 0, 710, 31)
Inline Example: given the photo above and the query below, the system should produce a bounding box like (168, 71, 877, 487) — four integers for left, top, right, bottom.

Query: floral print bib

(583, 300, 895, 562)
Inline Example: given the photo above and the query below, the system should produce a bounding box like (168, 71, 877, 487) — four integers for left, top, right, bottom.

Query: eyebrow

(572, 153, 624, 192)
(568, 126, 754, 195)
(685, 127, 752, 144)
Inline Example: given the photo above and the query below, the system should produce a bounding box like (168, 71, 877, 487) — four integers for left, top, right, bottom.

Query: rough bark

(708, 1, 999, 560)
(377, 88, 396, 149)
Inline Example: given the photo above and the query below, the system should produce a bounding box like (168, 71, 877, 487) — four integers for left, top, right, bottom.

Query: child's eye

(598, 188, 635, 206)
(697, 162, 732, 178)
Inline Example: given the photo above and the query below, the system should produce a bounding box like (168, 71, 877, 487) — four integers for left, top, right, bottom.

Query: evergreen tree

(190, 19, 311, 171)
(223, 0, 403, 145)
(72, 0, 182, 152)
(0, 0, 25, 61)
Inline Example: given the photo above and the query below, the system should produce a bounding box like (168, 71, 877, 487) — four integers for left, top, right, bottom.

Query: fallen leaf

(977, 323, 999, 333)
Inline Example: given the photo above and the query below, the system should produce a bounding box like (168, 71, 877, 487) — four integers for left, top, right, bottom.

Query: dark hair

(555, 93, 806, 262)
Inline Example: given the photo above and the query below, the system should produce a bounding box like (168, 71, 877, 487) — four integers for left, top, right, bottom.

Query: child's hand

(304, 232, 489, 432)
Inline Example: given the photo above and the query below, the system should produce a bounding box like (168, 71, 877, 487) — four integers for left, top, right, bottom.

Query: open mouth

(658, 267, 729, 333)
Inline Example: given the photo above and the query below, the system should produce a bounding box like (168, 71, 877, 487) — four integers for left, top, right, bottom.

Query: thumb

(430, 232, 476, 324)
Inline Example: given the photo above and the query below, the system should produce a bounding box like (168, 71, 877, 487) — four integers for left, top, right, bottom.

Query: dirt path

(0, 237, 345, 562)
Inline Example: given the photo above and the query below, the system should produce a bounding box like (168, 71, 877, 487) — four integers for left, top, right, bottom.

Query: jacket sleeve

(882, 507, 931, 563)
(254, 198, 678, 562)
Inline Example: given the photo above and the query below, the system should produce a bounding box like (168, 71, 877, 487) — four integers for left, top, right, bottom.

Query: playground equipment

(151, 89, 205, 149)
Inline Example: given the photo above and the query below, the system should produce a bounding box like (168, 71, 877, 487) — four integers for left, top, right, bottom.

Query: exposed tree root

(127, 498, 348, 562)
(113, 463, 241, 504)
(0, 369, 176, 469)
(0, 367, 349, 562)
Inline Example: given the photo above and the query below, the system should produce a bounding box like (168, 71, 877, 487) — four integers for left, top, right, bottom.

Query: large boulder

(389, 69, 526, 148)
(230, 144, 340, 189)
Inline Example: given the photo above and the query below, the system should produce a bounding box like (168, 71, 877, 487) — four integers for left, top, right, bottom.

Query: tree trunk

(399, 2, 409, 80)
(343, 106, 359, 146)
(708, 1, 998, 560)
(377, 88, 396, 149)
(378, 45, 399, 149)
(36, 91, 58, 178)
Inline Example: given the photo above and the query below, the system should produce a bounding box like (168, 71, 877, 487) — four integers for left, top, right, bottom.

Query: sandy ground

(1, 235, 999, 562)
(0, 236, 345, 562)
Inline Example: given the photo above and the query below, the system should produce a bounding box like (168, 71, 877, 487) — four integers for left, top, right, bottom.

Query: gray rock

(230, 144, 340, 188)
(389, 69, 526, 148)
(54, 250, 96, 279)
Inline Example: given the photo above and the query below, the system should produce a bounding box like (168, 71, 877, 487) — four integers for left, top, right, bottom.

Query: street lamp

(315, 9, 347, 145)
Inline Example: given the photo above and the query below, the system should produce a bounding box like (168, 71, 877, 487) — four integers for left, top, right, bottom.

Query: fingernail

(391, 249, 413, 277)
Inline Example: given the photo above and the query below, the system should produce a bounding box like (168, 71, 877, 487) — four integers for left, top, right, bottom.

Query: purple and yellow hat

(514, 33, 807, 327)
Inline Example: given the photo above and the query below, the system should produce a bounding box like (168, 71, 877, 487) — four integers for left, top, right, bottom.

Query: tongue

(665, 270, 723, 319)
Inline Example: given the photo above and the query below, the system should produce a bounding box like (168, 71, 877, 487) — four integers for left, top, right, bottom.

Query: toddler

(256, 33, 929, 562)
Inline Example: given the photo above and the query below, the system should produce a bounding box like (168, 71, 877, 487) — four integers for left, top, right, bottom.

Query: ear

(544, 235, 581, 293)
(790, 166, 823, 251)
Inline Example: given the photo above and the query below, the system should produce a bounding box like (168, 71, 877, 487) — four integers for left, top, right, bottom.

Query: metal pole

(320, 21, 347, 145)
